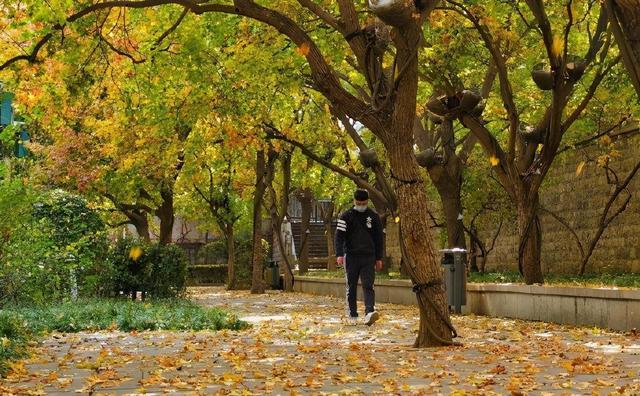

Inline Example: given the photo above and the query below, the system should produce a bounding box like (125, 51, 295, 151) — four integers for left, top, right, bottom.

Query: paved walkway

(1, 287, 639, 395)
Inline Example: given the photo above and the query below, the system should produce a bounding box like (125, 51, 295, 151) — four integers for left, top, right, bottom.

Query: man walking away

(335, 188, 384, 326)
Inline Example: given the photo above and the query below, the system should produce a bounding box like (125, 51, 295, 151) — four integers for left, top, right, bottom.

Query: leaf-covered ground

(1, 287, 639, 395)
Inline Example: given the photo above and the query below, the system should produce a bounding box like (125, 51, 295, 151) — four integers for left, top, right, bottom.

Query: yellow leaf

(552, 36, 564, 58)
(490, 156, 500, 166)
(129, 246, 143, 261)
(296, 42, 311, 56)
(395, 216, 400, 223)
(576, 161, 586, 176)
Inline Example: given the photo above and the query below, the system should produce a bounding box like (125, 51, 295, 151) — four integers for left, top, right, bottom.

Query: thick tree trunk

(517, 194, 544, 284)
(129, 212, 151, 242)
(297, 189, 313, 274)
(251, 150, 267, 294)
(375, 20, 454, 347)
(433, 176, 467, 250)
(225, 223, 236, 290)
(387, 142, 454, 347)
(156, 187, 174, 245)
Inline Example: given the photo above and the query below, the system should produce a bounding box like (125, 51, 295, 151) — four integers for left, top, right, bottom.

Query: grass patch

(468, 271, 640, 288)
(0, 298, 248, 376)
(304, 270, 640, 288)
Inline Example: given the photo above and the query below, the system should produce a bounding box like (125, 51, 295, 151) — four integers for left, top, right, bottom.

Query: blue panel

(15, 127, 29, 158)
(1, 92, 13, 126)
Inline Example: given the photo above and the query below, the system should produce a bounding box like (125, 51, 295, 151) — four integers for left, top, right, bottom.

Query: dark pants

(344, 255, 375, 317)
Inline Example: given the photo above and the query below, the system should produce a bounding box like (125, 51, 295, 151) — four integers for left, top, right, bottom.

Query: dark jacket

(335, 207, 384, 260)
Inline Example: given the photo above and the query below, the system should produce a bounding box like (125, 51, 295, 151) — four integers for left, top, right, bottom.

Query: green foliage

(7, 298, 248, 333)
(0, 311, 29, 376)
(146, 244, 188, 298)
(0, 186, 108, 305)
(101, 237, 188, 298)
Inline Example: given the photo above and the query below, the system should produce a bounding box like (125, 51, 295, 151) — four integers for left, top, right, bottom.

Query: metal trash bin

(440, 248, 467, 314)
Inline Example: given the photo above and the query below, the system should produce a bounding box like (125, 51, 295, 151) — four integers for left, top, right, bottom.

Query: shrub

(0, 187, 108, 305)
(102, 237, 188, 299)
(146, 244, 188, 298)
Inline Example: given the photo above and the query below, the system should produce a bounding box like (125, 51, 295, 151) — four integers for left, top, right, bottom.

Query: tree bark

(156, 186, 174, 245)
(388, 142, 454, 347)
(517, 193, 544, 284)
(128, 210, 151, 242)
(607, 0, 640, 98)
(430, 168, 466, 250)
(322, 201, 336, 271)
(296, 188, 313, 274)
(225, 222, 236, 290)
(251, 150, 267, 294)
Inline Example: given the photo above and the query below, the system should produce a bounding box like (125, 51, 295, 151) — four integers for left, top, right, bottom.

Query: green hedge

(101, 237, 188, 299)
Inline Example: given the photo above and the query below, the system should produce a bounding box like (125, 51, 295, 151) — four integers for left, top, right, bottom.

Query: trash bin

(440, 248, 467, 314)
(266, 260, 281, 290)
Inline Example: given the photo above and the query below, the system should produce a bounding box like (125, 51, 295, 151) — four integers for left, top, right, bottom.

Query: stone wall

(479, 134, 640, 274)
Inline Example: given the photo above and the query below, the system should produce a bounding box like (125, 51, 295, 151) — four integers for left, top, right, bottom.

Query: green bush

(102, 237, 188, 298)
(146, 244, 188, 298)
(0, 186, 108, 305)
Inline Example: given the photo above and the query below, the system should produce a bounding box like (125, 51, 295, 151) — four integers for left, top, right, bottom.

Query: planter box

(293, 276, 640, 331)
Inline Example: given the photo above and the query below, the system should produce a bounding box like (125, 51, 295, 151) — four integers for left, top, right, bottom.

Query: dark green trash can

(441, 248, 467, 314)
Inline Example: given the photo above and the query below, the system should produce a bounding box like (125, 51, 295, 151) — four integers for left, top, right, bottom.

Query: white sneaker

(346, 317, 358, 326)
(364, 311, 380, 326)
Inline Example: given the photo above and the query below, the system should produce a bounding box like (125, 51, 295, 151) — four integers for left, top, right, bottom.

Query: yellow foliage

(551, 36, 564, 59)
(296, 42, 311, 57)
(490, 156, 500, 166)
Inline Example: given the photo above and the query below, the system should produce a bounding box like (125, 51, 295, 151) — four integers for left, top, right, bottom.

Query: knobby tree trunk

(225, 223, 236, 290)
(251, 150, 267, 294)
(517, 192, 544, 284)
(388, 142, 454, 347)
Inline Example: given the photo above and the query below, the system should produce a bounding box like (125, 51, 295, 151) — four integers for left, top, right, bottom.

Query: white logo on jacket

(366, 216, 372, 228)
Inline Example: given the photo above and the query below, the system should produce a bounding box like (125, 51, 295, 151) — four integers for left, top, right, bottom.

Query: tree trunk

(128, 211, 151, 242)
(156, 186, 174, 245)
(517, 194, 544, 284)
(433, 176, 467, 250)
(387, 142, 454, 347)
(468, 225, 480, 273)
(225, 223, 236, 290)
(251, 150, 267, 294)
(297, 188, 313, 274)
(607, 0, 640, 97)
(322, 202, 336, 271)
(374, 20, 454, 347)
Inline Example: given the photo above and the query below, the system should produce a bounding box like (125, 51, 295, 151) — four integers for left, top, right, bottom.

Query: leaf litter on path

(1, 286, 639, 395)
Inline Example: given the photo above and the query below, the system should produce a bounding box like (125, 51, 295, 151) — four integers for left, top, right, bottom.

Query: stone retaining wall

(294, 276, 640, 331)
